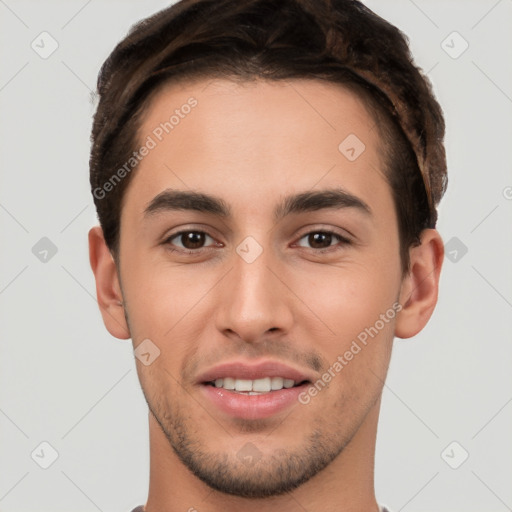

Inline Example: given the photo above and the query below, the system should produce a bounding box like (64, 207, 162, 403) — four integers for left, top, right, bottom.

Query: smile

(206, 376, 306, 394)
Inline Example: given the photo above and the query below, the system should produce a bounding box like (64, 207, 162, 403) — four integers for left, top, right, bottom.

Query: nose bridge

(215, 238, 292, 342)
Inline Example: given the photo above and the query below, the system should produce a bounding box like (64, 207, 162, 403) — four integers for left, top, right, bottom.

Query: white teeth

(223, 377, 236, 390)
(253, 377, 271, 392)
(234, 379, 253, 392)
(211, 377, 299, 392)
(271, 377, 284, 390)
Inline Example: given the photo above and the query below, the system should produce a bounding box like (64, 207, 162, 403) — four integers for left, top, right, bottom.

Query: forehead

(123, 77, 389, 221)
(140, 77, 382, 154)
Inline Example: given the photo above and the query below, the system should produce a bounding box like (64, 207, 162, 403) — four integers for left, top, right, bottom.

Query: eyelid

(161, 223, 220, 241)
(293, 225, 354, 243)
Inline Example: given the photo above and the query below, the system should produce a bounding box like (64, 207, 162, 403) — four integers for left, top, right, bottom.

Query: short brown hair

(89, 0, 447, 273)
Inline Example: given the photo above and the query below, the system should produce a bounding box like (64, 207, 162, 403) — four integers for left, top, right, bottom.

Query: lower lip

(200, 383, 309, 420)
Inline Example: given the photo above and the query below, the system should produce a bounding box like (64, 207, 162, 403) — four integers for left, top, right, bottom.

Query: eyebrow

(143, 187, 372, 222)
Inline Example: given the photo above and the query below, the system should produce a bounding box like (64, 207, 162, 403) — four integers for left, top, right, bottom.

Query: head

(89, 0, 446, 500)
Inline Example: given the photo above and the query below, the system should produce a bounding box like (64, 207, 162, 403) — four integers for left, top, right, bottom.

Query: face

(117, 78, 404, 497)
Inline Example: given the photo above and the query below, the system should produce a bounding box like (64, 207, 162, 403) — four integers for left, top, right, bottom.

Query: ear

(88, 226, 130, 339)
(395, 229, 444, 339)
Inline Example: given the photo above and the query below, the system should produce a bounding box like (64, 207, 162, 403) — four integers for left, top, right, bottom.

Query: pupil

(309, 232, 331, 249)
(182, 232, 204, 249)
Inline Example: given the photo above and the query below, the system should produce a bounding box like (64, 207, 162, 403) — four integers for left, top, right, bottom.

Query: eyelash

(162, 229, 352, 255)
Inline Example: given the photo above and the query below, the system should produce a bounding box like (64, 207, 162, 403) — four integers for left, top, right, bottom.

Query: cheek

(287, 255, 400, 397)
(122, 256, 216, 345)
(292, 259, 400, 341)
(304, 269, 397, 404)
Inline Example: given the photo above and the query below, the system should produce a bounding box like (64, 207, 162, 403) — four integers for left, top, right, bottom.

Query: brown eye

(180, 231, 207, 249)
(308, 232, 333, 249)
(164, 230, 217, 252)
(296, 230, 350, 251)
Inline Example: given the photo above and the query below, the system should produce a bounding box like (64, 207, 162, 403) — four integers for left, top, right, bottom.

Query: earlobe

(395, 229, 444, 339)
(88, 226, 131, 340)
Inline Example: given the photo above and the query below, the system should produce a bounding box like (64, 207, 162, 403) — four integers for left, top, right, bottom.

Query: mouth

(197, 361, 315, 420)
(203, 376, 310, 395)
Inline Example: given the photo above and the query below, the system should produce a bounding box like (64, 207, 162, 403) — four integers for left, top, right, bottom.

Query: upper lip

(197, 360, 314, 384)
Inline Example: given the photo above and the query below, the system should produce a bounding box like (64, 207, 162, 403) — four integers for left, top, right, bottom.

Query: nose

(214, 243, 294, 344)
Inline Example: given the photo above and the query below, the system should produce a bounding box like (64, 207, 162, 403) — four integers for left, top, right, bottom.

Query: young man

(88, 1, 446, 511)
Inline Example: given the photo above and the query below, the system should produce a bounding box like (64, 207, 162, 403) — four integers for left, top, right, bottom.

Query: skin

(89, 78, 444, 512)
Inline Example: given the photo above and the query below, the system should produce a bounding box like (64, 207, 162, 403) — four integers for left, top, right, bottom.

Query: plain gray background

(0, 1, 511, 511)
